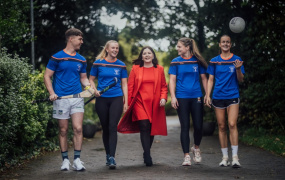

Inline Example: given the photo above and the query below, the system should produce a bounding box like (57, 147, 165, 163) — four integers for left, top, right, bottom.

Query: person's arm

(206, 74, 214, 108)
(121, 77, 128, 113)
(89, 75, 100, 97)
(200, 73, 208, 104)
(160, 67, 168, 107)
(44, 68, 57, 101)
(80, 73, 91, 87)
(234, 60, 244, 82)
(169, 74, 178, 109)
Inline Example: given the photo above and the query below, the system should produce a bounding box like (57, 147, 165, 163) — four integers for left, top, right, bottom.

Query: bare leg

(215, 108, 227, 148)
(227, 104, 239, 146)
(58, 119, 69, 152)
(71, 112, 84, 150)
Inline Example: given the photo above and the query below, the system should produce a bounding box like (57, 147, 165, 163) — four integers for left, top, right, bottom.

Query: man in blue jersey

(44, 28, 90, 171)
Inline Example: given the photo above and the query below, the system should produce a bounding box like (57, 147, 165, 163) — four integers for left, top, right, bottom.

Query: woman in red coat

(117, 46, 168, 166)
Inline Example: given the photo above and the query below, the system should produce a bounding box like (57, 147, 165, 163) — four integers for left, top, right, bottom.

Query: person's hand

(160, 99, 166, 107)
(205, 96, 212, 108)
(204, 95, 207, 105)
(171, 97, 179, 109)
(234, 59, 243, 69)
(49, 93, 58, 101)
(123, 103, 128, 113)
(94, 89, 101, 97)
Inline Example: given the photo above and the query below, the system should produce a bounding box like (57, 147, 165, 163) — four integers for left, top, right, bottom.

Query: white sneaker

(232, 155, 241, 168)
(219, 156, 230, 167)
(72, 158, 86, 171)
(61, 159, 71, 171)
(191, 146, 202, 163)
(182, 155, 191, 166)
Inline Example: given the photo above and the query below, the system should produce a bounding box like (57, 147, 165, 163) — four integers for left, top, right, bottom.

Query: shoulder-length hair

(132, 46, 158, 68)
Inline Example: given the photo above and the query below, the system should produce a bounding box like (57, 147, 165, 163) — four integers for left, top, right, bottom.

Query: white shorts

(53, 98, 84, 119)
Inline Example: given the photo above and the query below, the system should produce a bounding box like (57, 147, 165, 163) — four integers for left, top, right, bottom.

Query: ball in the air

(229, 17, 245, 33)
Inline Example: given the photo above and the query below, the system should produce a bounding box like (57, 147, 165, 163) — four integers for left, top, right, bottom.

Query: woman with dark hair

(117, 46, 168, 166)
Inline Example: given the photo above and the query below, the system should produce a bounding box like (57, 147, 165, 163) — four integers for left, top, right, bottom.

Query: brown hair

(132, 46, 158, 68)
(96, 40, 119, 60)
(65, 28, 83, 42)
(178, 37, 208, 68)
(219, 35, 231, 54)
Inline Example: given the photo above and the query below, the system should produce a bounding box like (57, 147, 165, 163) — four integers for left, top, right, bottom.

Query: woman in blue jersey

(206, 35, 245, 168)
(169, 37, 208, 166)
(89, 40, 128, 169)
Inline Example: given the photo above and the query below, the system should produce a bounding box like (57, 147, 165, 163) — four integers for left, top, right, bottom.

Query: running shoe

(61, 158, 71, 171)
(182, 155, 191, 166)
(72, 158, 86, 171)
(232, 155, 241, 168)
(219, 156, 230, 167)
(109, 156, 116, 169)
(191, 146, 202, 163)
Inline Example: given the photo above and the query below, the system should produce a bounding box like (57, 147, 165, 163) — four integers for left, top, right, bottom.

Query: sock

(221, 148, 228, 157)
(231, 145, 238, 157)
(61, 151, 68, 160)
(74, 150, 81, 160)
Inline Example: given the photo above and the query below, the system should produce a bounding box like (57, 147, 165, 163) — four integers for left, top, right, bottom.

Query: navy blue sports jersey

(46, 50, 87, 97)
(168, 56, 206, 98)
(90, 59, 128, 97)
(207, 54, 245, 99)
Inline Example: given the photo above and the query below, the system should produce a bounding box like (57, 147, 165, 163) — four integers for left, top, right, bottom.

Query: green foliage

(240, 128, 285, 156)
(83, 101, 100, 125)
(0, 49, 57, 169)
(0, 0, 30, 51)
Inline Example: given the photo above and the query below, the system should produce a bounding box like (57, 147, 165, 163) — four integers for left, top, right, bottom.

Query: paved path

(2, 116, 285, 179)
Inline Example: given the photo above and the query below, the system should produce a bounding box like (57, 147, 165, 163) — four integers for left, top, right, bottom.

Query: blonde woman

(89, 40, 128, 169)
(168, 37, 208, 166)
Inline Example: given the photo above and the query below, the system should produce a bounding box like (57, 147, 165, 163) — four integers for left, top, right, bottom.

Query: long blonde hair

(96, 40, 119, 60)
(178, 37, 208, 68)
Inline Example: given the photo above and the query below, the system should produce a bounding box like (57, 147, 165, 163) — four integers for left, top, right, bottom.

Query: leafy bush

(0, 49, 57, 169)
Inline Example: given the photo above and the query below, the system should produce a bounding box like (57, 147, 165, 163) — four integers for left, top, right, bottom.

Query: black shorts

(212, 98, 240, 109)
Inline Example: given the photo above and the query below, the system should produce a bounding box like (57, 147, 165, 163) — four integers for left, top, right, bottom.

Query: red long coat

(117, 65, 168, 136)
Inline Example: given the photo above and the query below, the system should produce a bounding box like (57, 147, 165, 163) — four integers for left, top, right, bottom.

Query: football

(229, 17, 245, 33)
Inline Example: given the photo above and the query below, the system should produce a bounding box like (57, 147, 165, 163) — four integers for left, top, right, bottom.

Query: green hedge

(0, 49, 58, 169)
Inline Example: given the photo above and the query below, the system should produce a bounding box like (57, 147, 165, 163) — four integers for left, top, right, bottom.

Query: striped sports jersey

(207, 54, 245, 99)
(46, 49, 87, 97)
(90, 59, 128, 97)
(168, 56, 206, 98)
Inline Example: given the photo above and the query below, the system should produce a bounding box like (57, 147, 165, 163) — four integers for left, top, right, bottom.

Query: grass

(239, 127, 285, 156)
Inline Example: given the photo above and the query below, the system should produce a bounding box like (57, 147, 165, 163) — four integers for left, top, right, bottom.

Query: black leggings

(177, 98, 203, 153)
(139, 120, 154, 156)
(95, 96, 123, 157)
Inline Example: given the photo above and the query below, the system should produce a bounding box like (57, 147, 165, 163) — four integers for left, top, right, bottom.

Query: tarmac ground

(1, 116, 285, 179)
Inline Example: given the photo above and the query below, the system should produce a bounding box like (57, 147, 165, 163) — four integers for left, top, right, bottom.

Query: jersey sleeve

(207, 62, 215, 75)
(121, 67, 128, 78)
(80, 62, 87, 73)
(46, 58, 58, 71)
(199, 64, 207, 74)
(168, 61, 177, 75)
(90, 62, 98, 77)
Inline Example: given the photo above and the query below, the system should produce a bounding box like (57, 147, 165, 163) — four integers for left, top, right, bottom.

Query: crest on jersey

(193, 66, 198, 72)
(114, 69, 120, 75)
(77, 64, 82, 71)
(229, 66, 235, 73)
